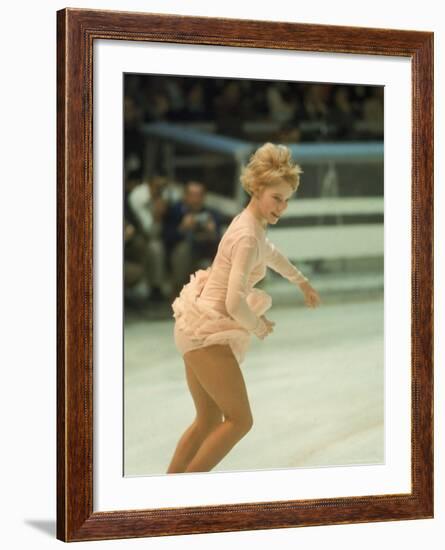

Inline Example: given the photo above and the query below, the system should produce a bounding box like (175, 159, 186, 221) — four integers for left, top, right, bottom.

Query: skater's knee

(194, 413, 223, 435)
(227, 411, 253, 436)
(242, 413, 254, 434)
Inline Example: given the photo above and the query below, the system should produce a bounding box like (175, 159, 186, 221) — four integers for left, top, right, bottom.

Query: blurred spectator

(299, 84, 331, 140)
(277, 88, 305, 142)
(124, 96, 144, 178)
(326, 86, 356, 140)
(361, 87, 384, 137)
(143, 82, 171, 122)
(164, 78, 187, 113)
(214, 81, 245, 138)
(127, 175, 171, 302)
(266, 82, 298, 124)
(187, 82, 208, 121)
(124, 218, 149, 298)
(305, 84, 330, 117)
(162, 181, 222, 300)
(124, 170, 142, 223)
(351, 85, 368, 118)
(248, 80, 270, 119)
(174, 82, 209, 122)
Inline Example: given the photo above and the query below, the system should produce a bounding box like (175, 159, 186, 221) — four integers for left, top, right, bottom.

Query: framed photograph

(57, 8, 433, 542)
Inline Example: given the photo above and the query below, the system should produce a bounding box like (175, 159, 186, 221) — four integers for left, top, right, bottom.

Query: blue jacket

(162, 201, 222, 252)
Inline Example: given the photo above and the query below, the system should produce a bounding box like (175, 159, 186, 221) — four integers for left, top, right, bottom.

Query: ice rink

(124, 292, 384, 477)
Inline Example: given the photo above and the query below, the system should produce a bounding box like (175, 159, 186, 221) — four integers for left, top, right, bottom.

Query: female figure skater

(167, 142, 321, 474)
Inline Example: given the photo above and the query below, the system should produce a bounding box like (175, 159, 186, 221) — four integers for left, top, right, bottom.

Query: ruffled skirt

(171, 267, 272, 364)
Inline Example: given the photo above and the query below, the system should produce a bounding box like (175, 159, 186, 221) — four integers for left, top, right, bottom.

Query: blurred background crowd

(125, 77, 383, 153)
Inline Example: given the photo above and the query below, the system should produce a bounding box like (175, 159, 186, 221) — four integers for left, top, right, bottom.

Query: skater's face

(255, 181, 293, 225)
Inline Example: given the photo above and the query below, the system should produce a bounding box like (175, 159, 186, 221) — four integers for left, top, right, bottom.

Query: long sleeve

(225, 235, 267, 336)
(264, 237, 309, 285)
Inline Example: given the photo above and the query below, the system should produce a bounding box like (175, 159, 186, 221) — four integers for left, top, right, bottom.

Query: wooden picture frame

(56, 7, 434, 542)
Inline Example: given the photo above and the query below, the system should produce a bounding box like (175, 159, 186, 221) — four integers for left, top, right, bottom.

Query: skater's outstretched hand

(254, 315, 275, 340)
(298, 281, 321, 308)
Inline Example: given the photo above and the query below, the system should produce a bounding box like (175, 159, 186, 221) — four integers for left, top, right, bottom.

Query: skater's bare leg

(166, 358, 223, 474)
(183, 345, 253, 473)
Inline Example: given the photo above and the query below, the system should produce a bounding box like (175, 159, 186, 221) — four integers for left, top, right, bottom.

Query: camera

(193, 211, 211, 230)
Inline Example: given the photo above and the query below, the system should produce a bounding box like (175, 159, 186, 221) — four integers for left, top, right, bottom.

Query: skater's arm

(225, 235, 268, 337)
(264, 237, 309, 286)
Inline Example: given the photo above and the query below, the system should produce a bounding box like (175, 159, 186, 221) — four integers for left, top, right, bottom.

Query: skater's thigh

(184, 360, 223, 426)
(184, 344, 253, 425)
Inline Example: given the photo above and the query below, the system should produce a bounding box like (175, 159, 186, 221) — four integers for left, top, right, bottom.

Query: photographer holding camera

(163, 180, 222, 301)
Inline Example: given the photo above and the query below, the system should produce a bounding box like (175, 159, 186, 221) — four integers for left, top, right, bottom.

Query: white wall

(1, 0, 442, 548)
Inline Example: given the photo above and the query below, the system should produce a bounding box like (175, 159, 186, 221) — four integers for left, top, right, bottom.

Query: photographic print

(123, 74, 384, 477)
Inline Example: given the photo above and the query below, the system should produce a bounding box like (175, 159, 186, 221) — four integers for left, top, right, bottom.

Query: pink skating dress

(171, 207, 309, 364)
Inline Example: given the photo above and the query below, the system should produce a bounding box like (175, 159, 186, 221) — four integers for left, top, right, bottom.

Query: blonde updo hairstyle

(240, 142, 303, 197)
